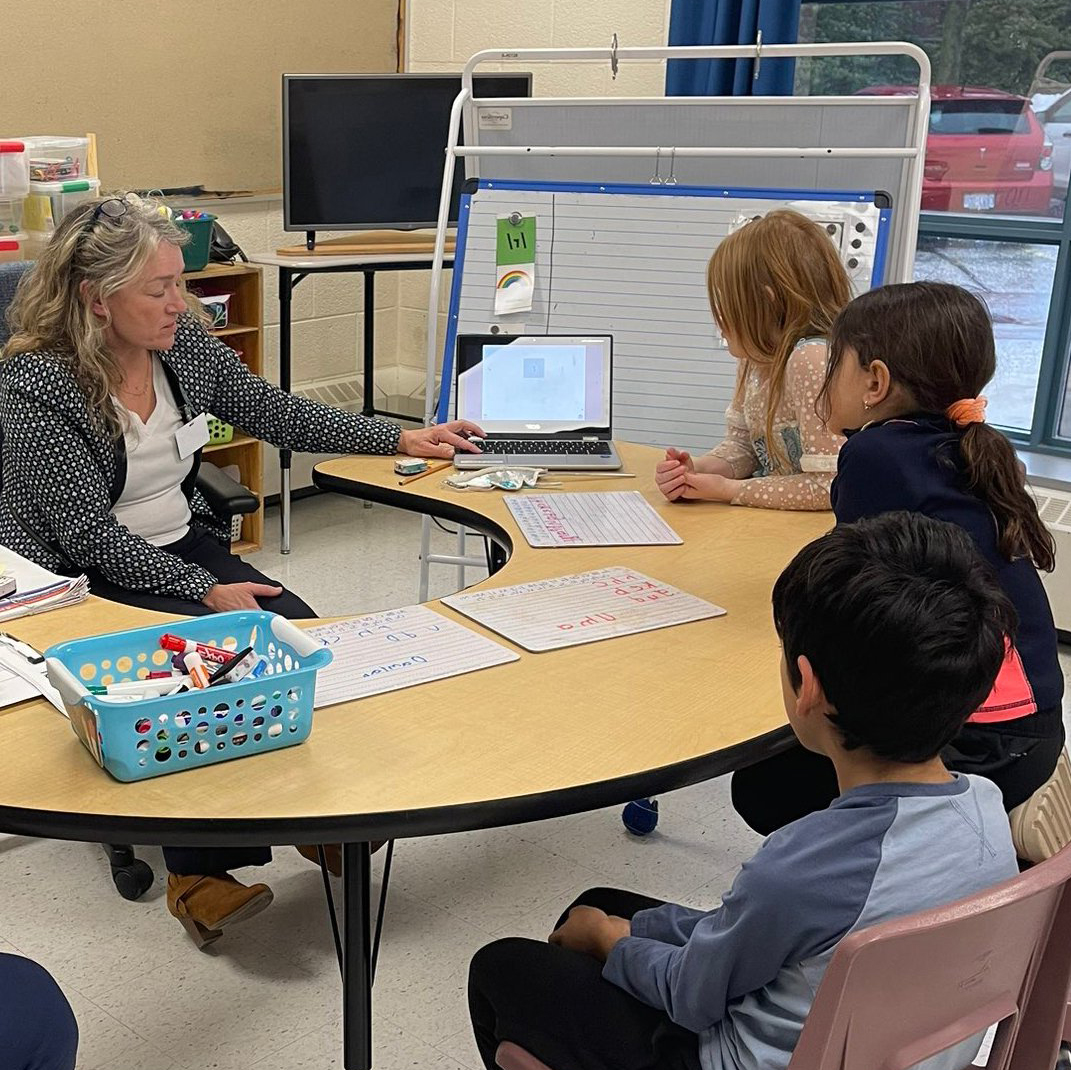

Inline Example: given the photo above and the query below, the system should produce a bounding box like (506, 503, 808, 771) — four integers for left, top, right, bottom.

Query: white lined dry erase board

(439, 182, 892, 454)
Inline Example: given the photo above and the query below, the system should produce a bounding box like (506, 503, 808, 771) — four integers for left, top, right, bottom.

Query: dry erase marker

(183, 651, 211, 689)
(248, 655, 269, 679)
(208, 646, 256, 686)
(159, 633, 232, 664)
(89, 675, 192, 698)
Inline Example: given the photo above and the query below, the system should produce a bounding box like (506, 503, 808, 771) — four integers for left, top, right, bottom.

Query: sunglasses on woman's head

(82, 197, 131, 233)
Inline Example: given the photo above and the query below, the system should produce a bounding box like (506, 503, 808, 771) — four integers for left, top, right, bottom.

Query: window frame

(915, 207, 1071, 455)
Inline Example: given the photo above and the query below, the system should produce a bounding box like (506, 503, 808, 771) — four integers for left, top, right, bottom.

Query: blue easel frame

(436, 179, 893, 423)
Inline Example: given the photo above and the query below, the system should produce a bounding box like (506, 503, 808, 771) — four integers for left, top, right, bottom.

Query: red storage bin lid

(0, 141, 26, 153)
(0, 240, 21, 251)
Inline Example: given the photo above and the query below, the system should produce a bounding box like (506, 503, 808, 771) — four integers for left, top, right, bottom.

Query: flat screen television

(283, 73, 532, 232)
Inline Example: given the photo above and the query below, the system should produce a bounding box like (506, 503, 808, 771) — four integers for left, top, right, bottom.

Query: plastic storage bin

(197, 291, 231, 328)
(23, 135, 89, 182)
(206, 414, 234, 444)
(0, 198, 24, 236)
(0, 233, 31, 262)
(44, 611, 333, 782)
(175, 213, 216, 271)
(0, 141, 29, 198)
(24, 177, 99, 232)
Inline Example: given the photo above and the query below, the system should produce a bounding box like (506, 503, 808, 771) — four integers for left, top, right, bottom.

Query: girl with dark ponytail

(731, 281, 1064, 837)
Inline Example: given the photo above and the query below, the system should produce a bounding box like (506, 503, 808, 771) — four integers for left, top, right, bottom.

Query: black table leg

(343, 841, 373, 1069)
(279, 267, 293, 555)
(362, 269, 377, 418)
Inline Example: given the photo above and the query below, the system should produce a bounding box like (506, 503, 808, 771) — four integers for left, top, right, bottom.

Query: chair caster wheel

(112, 859, 154, 901)
(622, 798, 659, 836)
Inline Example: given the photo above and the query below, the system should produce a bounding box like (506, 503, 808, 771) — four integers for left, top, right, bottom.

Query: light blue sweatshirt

(603, 774, 1018, 1070)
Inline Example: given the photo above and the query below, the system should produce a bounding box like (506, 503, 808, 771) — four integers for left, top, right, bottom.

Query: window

(796, 0, 1070, 220)
(928, 99, 1029, 137)
(797, 1, 1071, 454)
(914, 238, 1058, 432)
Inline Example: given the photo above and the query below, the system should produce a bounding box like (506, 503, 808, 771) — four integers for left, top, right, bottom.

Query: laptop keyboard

(484, 439, 612, 456)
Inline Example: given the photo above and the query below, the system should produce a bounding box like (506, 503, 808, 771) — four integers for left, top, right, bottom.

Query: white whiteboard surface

(445, 184, 889, 455)
(307, 606, 518, 708)
(441, 567, 726, 653)
(506, 491, 682, 548)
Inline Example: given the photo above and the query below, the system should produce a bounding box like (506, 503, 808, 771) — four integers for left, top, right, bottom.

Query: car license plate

(963, 192, 996, 211)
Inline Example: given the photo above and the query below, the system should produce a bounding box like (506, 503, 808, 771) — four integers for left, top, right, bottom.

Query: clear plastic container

(0, 197, 24, 235)
(24, 177, 99, 232)
(0, 232, 31, 262)
(0, 141, 29, 198)
(23, 135, 89, 183)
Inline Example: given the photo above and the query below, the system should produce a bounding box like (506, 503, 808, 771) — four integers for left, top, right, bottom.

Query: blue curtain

(666, 0, 802, 96)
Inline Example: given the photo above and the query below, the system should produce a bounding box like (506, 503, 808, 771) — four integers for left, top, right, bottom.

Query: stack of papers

(0, 545, 89, 623)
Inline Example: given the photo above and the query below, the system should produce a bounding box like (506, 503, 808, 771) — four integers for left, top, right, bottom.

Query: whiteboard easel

(416, 41, 931, 601)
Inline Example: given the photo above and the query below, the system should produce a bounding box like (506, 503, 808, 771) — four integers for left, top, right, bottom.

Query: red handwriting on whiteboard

(534, 498, 581, 543)
(556, 613, 617, 631)
(592, 573, 675, 604)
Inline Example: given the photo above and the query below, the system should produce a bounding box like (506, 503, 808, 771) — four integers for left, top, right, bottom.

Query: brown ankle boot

(296, 842, 386, 878)
(167, 873, 274, 949)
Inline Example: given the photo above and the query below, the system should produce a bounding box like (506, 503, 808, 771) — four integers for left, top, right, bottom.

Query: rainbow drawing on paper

(496, 269, 530, 289)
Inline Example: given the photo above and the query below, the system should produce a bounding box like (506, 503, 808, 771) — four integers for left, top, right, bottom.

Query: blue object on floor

(622, 798, 659, 835)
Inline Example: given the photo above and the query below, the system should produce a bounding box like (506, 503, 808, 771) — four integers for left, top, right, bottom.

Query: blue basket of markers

(44, 611, 332, 782)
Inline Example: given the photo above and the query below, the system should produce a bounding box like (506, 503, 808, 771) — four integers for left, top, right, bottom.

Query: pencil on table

(398, 460, 454, 486)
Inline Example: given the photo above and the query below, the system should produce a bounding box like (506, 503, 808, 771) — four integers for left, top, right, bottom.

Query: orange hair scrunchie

(947, 396, 987, 427)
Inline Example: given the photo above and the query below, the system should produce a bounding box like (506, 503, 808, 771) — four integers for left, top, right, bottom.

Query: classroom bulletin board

(6, 0, 400, 194)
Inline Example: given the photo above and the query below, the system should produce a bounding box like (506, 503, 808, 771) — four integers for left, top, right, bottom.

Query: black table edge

(0, 725, 795, 846)
(313, 467, 515, 552)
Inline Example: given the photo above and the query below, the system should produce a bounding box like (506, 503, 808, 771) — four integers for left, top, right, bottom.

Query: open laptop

(453, 334, 622, 471)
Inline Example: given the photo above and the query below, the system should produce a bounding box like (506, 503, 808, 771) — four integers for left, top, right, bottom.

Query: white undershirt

(111, 358, 193, 546)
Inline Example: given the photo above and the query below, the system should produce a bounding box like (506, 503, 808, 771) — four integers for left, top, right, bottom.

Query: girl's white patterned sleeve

(730, 341, 843, 512)
(708, 404, 760, 478)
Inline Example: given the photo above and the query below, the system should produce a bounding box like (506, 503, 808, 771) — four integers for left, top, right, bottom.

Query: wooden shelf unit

(184, 263, 264, 553)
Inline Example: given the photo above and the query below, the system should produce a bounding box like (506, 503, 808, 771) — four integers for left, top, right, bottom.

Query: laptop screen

(455, 335, 612, 435)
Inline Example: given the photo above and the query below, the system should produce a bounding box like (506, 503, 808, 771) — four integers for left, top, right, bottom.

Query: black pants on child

(731, 716, 1066, 836)
(88, 526, 317, 877)
(0, 954, 78, 1070)
(468, 888, 702, 1070)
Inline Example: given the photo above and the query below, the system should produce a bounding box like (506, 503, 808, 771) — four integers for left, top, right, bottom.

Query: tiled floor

(2, 493, 1069, 1069)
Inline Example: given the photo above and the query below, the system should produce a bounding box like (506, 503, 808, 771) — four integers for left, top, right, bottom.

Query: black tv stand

(306, 230, 317, 251)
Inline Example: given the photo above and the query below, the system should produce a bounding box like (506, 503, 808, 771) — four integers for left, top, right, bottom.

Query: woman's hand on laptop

(398, 420, 485, 459)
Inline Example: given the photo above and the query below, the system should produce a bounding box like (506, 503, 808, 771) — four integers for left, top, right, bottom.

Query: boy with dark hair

(468, 512, 1020, 1070)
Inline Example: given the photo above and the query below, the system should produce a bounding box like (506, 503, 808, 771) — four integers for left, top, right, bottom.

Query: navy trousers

(0, 955, 77, 1070)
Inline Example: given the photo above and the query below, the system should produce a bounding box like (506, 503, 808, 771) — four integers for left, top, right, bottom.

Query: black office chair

(0, 260, 258, 899)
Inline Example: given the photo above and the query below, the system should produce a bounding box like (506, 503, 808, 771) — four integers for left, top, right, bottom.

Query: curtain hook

(651, 146, 663, 186)
(610, 33, 619, 81)
(753, 29, 763, 82)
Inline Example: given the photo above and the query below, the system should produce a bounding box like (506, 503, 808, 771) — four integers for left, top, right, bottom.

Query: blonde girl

(655, 209, 852, 510)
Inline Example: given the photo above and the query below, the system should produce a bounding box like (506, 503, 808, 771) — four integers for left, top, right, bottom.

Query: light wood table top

(0, 443, 829, 845)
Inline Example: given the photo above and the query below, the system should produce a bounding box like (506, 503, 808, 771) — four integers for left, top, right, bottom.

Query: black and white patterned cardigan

(0, 315, 401, 601)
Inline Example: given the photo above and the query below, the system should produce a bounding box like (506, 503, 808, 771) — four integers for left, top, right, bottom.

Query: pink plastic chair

(496, 842, 1071, 1070)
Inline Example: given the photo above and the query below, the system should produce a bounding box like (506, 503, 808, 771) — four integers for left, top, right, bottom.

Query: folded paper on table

(0, 545, 89, 622)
